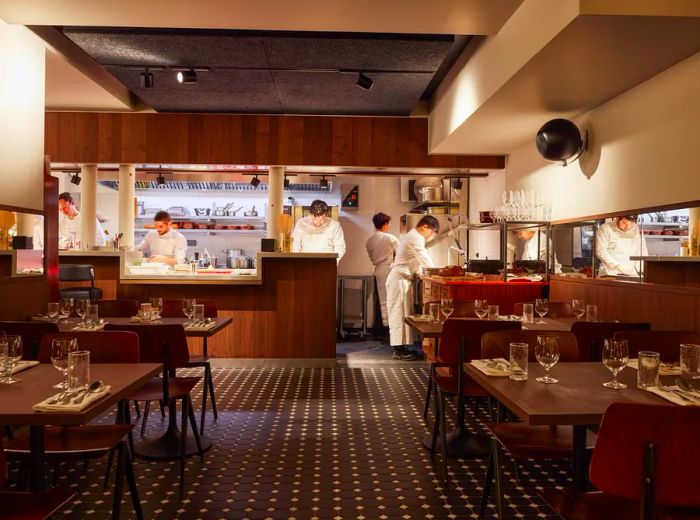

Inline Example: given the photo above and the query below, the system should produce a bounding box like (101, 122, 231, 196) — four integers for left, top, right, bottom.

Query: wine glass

(51, 337, 77, 389)
(150, 297, 163, 320)
(1, 336, 23, 384)
(183, 299, 195, 325)
(59, 298, 74, 321)
(440, 298, 454, 322)
(47, 302, 60, 323)
(75, 299, 89, 325)
(535, 298, 549, 324)
(602, 339, 629, 389)
(535, 335, 560, 384)
(572, 299, 585, 320)
(474, 300, 488, 320)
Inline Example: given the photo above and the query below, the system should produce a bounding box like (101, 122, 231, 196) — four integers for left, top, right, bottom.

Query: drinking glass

(87, 304, 99, 327)
(680, 344, 700, 380)
(183, 298, 196, 324)
(59, 298, 74, 320)
(150, 297, 163, 319)
(425, 302, 440, 323)
(522, 303, 534, 324)
(535, 298, 549, 324)
(440, 298, 454, 322)
(602, 339, 629, 389)
(572, 299, 585, 320)
(75, 299, 89, 324)
(474, 300, 488, 320)
(193, 304, 205, 325)
(0, 336, 23, 384)
(47, 302, 60, 322)
(509, 343, 528, 381)
(140, 303, 153, 322)
(585, 304, 598, 322)
(535, 335, 560, 384)
(0, 333, 7, 382)
(51, 337, 78, 389)
(68, 350, 90, 389)
(637, 351, 660, 389)
(487, 305, 499, 320)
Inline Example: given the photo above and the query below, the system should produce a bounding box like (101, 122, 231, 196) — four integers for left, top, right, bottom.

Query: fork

(659, 384, 698, 403)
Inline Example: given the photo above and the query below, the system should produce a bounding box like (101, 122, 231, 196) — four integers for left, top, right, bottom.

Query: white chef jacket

(136, 229, 188, 264)
(366, 231, 399, 326)
(58, 212, 106, 249)
(515, 232, 562, 273)
(596, 221, 648, 276)
(291, 216, 346, 261)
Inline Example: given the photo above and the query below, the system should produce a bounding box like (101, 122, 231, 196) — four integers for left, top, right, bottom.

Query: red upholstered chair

(513, 301, 573, 318)
(7, 331, 143, 519)
(613, 330, 700, 363)
(0, 321, 60, 360)
(160, 299, 217, 319)
(96, 299, 140, 318)
(571, 321, 651, 362)
(541, 403, 700, 520)
(481, 330, 579, 362)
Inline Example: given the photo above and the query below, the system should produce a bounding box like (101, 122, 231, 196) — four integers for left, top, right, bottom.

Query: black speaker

(535, 118, 583, 163)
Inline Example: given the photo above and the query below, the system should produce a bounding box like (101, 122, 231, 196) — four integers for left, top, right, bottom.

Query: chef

(135, 210, 187, 265)
(386, 215, 439, 361)
(365, 212, 399, 330)
(514, 230, 562, 273)
(291, 200, 346, 262)
(58, 192, 106, 249)
(596, 215, 648, 276)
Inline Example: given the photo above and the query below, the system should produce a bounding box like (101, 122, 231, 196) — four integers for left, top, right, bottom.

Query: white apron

(374, 264, 392, 326)
(386, 267, 414, 346)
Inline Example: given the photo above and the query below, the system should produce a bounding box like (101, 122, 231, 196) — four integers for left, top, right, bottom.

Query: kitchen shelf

(135, 228, 265, 235)
(644, 235, 684, 240)
(640, 222, 688, 227)
(135, 215, 265, 221)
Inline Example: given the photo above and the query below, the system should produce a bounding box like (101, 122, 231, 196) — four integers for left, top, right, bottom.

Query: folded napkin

(628, 359, 681, 376)
(31, 315, 54, 322)
(70, 322, 106, 332)
(185, 321, 217, 331)
(129, 316, 162, 324)
(646, 385, 700, 406)
(471, 358, 510, 377)
(32, 385, 111, 412)
(409, 315, 432, 322)
(10, 360, 39, 375)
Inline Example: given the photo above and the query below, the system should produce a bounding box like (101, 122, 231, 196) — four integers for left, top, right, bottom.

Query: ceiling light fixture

(250, 175, 261, 188)
(357, 72, 373, 91)
(70, 172, 82, 186)
(140, 71, 154, 89)
(319, 175, 329, 189)
(156, 174, 166, 186)
(177, 69, 197, 84)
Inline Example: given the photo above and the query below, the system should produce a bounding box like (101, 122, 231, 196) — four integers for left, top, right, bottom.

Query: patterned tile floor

(29, 361, 568, 519)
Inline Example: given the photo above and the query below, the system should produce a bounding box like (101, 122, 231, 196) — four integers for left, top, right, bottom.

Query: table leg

(572, 425, 590, 491)
(29, 425, 46, 491)
(202, 336, 208, 359)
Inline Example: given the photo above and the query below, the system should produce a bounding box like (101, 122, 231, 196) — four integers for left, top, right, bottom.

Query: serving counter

(631, 256, 700, 288)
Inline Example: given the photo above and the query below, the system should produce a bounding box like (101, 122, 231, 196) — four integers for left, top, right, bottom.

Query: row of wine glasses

(0, 332, 23, 385)
(490, 190, 552, 222)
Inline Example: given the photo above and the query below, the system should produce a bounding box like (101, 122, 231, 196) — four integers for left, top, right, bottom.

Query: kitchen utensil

(226, 206, 244, 216)
(194, 208, 210, 216)
(244, 206, 258, 217)
(72, 380, 104, 404)
(167, 206, 188, 216)
(417, 186, 443, 202)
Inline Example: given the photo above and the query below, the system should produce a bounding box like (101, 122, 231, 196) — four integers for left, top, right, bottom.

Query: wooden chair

(160, 299, 219, 434)
(613, 330, 700, 362)
(571, 321, 651, 362)
(96, 299, 140, 318)
(481, 329, 579, 362)
(0, 321, 60, 361)
(8, 331, 143, 520)
(541, 403, 700, 520)
(58, 264, 103, 302)
(513, 301, 573, 318)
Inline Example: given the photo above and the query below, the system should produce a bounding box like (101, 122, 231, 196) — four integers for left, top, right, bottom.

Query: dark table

(0, 363, 161, 491)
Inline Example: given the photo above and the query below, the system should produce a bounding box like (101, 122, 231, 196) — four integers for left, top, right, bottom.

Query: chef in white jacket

(135, 210, 188, 265)
(386, 215, 439, 360)
(365, 213, 399, 328)
(596, 215, 648, 276)
(514, 230, 562, 273)
(291, 200, 346, 262)
(58, 192, 106, 249)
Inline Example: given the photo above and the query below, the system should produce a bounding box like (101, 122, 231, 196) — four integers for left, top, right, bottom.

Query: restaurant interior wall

(505, 51, 700, 222)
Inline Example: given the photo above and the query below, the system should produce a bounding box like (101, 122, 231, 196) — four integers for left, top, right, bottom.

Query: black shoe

(392, 347, 418, 361)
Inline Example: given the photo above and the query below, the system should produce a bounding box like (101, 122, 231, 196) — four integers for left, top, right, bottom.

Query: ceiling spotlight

(250, 175, 261, 188)
(357, 72, 373, 91)
(177, 70, 197, 84)
(453, 178, 463, 190)
(70, 172, 81, 186)
(156, 174, 166, 186)
(140, 71, 154, 89)
(319, 176, 329, 189)
(284, 176, 290, 189)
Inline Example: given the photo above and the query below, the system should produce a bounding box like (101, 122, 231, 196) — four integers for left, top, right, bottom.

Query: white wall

(467, 171, 506, 260)
(0, 24, 45, 211)
(506, 51, 700, 221)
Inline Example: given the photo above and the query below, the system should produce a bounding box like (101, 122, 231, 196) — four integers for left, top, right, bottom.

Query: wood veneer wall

(45, 112, 505, 169)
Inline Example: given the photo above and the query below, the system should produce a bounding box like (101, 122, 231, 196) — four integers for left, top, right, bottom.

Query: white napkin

(628, 359, 681, 376)
(10, 360, 39, 375)
(409, 315, 432, 322)
(31, 315, 53, 322)
(71, 322, 106, 332)
(471, 358, 510, 377)
(646, 385, 700, 406)
(185, 321, 217, 331)
(32, 385, 111, 412)
(129, 316, 162, 324)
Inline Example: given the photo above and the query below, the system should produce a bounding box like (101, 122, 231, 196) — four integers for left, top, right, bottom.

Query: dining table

(0, 363, 162, 491)
(464, 361, 680, 491)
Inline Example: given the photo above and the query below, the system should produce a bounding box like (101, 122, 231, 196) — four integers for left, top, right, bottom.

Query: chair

(571, 321, 651, 361)
(513, 301, 573, 318)
(481, 329, 579, 362)
(0, 436, 76, 520)
(8, 331, 143, 519)
(160, 299, 219, 435)
(58, 264, 103, 302)
(104, 323, 204, 493)
(613, 330, 700, 362)
(541, 403, 700, 520)
(0, 321, 60, 360)
(97, 299, 140, 318)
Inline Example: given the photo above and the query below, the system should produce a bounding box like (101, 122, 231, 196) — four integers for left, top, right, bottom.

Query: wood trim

(551, 200, 700, 225)
(44, 156, 59, 301)
(0, 204, 44, 215)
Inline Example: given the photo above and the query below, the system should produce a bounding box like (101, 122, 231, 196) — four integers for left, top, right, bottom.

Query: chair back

(571, 321, 651, 362)
(97, 299, 140, 318)
(38, 332, 140, 363)
(438, 319, 521, 365)
(613, 330, 700, 362)
(0, 321, 60, 360)
(422, 300, 477, 318)
(0, 436, 6, 488)
(104, 323, 190, 370)
(161, 299, 218, 318)
(513, 301, 573, 318)
(590, 402, 700, 508)
(481, 330, 579, 362)
(59, 264, 95, 283)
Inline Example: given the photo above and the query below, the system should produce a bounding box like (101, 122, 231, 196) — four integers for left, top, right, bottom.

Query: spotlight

(140, 71, 154, 89)
(250, 175, 261, 188)
(284, 176, 290, 189)
(156, 174, 166, 186)
(70, 172, 81, 186)
(453, 178, 463, 190)
(357, 72, 373, 91)
(177, 70, 197, 84)
(319, 176, 329, 189)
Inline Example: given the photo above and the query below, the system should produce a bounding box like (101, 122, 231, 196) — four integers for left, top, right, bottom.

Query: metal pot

(427, 206, 448, 215)
(417, 186, 443, 202)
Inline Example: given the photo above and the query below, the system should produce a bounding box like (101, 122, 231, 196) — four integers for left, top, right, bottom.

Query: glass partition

(0, 210, 44, 276)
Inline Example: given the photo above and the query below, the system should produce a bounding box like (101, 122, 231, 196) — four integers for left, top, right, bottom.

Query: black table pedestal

(423, 426, 490, 458)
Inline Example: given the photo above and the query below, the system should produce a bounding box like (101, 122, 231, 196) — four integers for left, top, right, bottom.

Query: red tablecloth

(437, 281, 548, 315)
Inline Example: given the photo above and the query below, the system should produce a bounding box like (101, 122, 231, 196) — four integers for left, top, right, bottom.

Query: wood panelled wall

(45, 112, 505, 169)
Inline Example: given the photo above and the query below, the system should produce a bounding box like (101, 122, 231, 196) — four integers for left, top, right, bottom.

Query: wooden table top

(404, 316, 576, 338)
(57, 317, 233, 338)
(464, 362, 673, 426)
(0, 363, 161, 426)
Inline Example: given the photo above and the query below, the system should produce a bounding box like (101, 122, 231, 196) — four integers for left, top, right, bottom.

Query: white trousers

(386, 269, 413, 346)
(374, 264, 391, 326)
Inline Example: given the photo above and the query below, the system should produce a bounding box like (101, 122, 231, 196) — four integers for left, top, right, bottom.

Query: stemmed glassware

(183, 299, 196, 325)
(59, 298, 74, 321)
(440, 298, 454, 322)
(535, 335, 560, 384)
(572, 299, 585, 320)
(474, 300, 488, 320)
(150, 298, 163, 320)
(51, 337, 78, 389)
(47, 303, 60, 322)
(75, 299, 89, 325)
(0, 336, 23, 384)
(602, 339, 629, 389)
(535, 298, 549, 324)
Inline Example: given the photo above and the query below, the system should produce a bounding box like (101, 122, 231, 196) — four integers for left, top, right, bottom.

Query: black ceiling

(62, 28, 463, 116)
